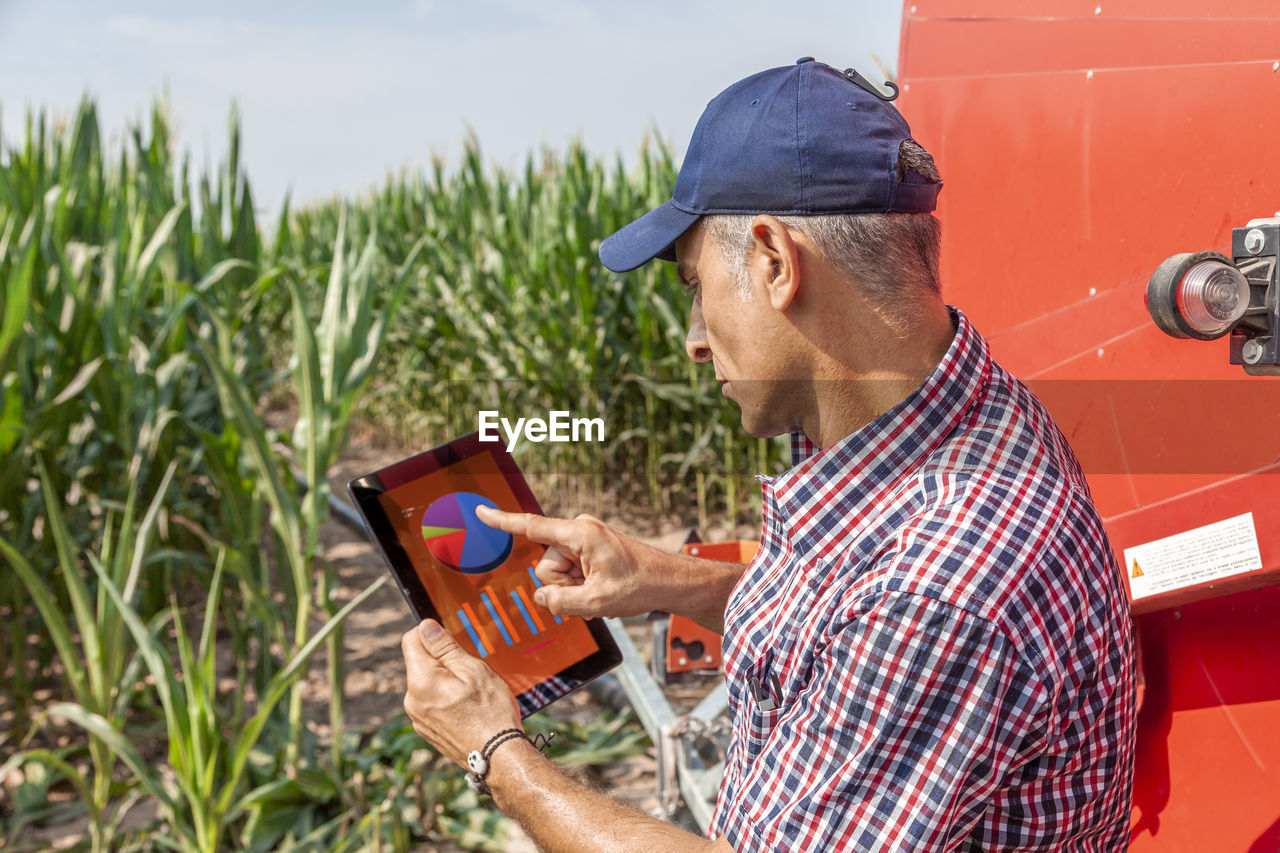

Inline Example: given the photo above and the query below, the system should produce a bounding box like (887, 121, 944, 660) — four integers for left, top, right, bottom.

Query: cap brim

(598, 201, 700, 272)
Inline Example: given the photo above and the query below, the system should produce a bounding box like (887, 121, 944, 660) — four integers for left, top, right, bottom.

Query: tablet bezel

(347, 431, 622, 716)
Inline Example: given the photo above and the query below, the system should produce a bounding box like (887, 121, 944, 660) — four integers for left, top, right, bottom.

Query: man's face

(675, 224, 798, 439)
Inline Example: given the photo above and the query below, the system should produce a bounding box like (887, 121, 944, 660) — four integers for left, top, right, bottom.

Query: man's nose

(685, 301, 711, 362)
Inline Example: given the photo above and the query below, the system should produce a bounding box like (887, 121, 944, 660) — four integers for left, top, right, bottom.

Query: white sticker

(1124, 512, 1263, 600)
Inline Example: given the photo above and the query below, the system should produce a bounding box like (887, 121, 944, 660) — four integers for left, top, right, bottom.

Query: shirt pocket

(731, 553, 829, 761)
(767, 559, 831, 694)
(741, 656, 787, 763)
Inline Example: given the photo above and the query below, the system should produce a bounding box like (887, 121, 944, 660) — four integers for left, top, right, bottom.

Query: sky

(0, 0, 903, 216)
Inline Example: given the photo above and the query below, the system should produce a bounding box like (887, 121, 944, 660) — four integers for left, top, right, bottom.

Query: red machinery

(652, 540, 758, 681)
(899, 4, 1280, 848)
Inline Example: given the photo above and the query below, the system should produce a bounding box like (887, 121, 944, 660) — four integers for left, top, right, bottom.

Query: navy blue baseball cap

(599, 58, 941, 273)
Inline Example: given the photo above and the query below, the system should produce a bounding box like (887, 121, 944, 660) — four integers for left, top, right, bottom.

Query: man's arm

(487, 737, 732, 852)
(475, 506, 742, 633)
(401, 620, 733, 852)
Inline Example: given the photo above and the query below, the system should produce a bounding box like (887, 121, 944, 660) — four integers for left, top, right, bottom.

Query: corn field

(0, 98, 784, 851)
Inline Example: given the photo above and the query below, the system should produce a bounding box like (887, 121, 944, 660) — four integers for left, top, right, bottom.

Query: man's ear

(748, 214, 800, 311)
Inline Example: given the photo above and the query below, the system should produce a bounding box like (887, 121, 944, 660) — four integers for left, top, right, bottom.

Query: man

(402, 58, 1136, 851)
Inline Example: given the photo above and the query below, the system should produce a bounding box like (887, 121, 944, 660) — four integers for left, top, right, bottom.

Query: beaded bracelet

(465, 729, 555, 796)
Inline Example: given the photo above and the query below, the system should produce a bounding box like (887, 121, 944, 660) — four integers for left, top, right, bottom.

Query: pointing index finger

(475, 505, 579, 551)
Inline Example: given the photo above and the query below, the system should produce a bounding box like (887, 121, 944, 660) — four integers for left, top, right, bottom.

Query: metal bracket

(603, 618, 728, 832)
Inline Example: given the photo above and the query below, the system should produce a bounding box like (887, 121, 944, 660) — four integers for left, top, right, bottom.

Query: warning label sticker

(1124, 512, 1264, 600)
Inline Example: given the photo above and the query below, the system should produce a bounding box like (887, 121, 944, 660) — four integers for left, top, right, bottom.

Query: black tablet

(347, 432, 622, 717)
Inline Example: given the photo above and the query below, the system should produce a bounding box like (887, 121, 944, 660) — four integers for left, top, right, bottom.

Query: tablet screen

(349, 434, 620, 716)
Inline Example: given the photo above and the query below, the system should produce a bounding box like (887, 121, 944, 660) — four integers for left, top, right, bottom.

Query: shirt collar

(766, 307, 991, 550)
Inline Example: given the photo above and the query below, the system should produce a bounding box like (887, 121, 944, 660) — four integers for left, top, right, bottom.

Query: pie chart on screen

(421, 493, 512, 574)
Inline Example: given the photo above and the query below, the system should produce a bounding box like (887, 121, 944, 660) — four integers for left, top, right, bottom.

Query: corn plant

(279, 209, 424, 772)
(0, 458, 176, 851)
(38, 553, 384, 853)
(281, 135, 789, 524)
(0, 98, 277, 734)
(2, 92, 748, 851)
(194, 207, 423, 772)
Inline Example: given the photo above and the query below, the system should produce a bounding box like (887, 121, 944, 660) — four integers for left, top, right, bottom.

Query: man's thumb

(417, 620, 472, 666)
(534, 584, 585, 617)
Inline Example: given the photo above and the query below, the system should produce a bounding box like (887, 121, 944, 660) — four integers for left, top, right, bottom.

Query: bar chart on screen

(455, 566, 563, 658)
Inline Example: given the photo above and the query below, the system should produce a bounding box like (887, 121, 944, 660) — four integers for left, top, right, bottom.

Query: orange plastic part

(900, 5, 1280, 849)
(665, 540, 759, 675)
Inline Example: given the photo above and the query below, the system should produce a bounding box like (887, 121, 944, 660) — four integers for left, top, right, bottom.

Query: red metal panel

(1130, 584, 1280, 851)
(1105, 472, 1280, 600)
(900, 6, 1280, 849)
(905, 19, 1280, 79)
(908, 1, 1280, 20)
(898, 59, 1280, 340)
(898, 41, 1280, 516)
(988, 273, 1229, 380)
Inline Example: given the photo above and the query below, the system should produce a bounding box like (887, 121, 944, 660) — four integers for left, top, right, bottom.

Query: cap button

(795, 56, 815, 64)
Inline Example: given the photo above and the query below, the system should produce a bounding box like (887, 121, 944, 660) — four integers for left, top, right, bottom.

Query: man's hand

(399, 587, 736, 853)
(475, 506, 746, 633)
(401, 619, 521, 768)
(475, 506, 658, 619)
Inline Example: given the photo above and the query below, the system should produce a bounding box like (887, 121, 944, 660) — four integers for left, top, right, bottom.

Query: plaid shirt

(710, 309, 1136, 851)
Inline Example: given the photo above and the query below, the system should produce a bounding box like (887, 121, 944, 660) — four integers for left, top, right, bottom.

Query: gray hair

(700, 139, 942, 310)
